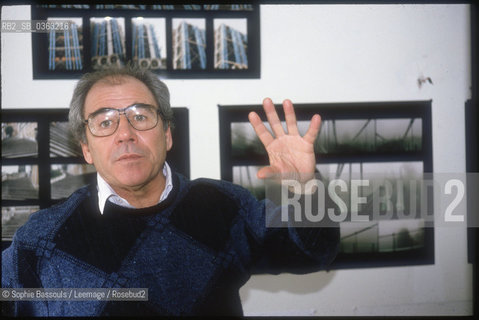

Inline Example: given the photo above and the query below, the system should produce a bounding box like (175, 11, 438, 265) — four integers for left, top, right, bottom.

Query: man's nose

(115, 114, 137, 143)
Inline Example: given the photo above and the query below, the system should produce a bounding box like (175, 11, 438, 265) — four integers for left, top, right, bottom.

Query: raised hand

(248, 98, 321, 182)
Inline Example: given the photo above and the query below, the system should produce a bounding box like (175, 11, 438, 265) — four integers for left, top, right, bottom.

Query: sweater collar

(97, 161, 173, 214)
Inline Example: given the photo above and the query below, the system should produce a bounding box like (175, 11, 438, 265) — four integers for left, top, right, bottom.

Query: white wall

(1, 4, 472, 316)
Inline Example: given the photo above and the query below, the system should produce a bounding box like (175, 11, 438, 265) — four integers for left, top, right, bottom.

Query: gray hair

(69, 65, 174, 144)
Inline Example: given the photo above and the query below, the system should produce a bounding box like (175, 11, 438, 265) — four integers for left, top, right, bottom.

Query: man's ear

(80, 141, 94, 164)
(165, 126, 173, 152)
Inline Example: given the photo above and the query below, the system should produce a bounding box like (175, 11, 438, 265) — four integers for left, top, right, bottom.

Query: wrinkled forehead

(84, 75, 156, 111)
(94, 74, 141, 88)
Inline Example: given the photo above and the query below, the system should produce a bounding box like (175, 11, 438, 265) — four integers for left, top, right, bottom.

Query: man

(2, 66, 339, 316)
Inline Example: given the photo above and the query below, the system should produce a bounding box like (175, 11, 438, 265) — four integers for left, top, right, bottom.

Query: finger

(263, 97, 285, 138)
(303, 114, 321, 145)
(283, 99, 299, 135)
(257, 166, 275, 179)
(248, 111, 274, 147)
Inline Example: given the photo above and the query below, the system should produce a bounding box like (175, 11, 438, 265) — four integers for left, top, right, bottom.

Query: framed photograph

(172, 18, 206, 70)
(31, 4, 260, 79)
(214, 18, 248, 70)
(131, 17, 167, 70)
(315, 118, 422, 155)
(2, 205, 40, 242)
(50, 121, 83, 157)
(2, 109, 84, 211)
(219, 101, 433, 269)
(2, 122, 38, 158)
(32, 16, 85, 78)
(90, 17, 126, 70)
(46, 17, 84, 72)
(50, 164, 96, 199)
(2, 165, 39, 200)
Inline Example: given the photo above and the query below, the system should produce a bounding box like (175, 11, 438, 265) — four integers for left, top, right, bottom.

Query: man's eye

(134, 114, 148, 122)
(99, 120, 113, 128)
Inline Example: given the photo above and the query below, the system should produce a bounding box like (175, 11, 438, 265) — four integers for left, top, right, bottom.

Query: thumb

(257, 166, 276, 180)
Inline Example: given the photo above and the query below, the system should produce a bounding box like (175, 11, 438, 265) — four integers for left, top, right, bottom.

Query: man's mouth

(117, 154, 142, 161)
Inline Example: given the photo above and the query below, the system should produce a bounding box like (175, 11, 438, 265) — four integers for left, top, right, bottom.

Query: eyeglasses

(84, 103, 160, 137)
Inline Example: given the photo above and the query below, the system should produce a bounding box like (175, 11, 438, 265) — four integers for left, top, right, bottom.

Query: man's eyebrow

(131, 102, 155, 107)
(87, 107, 116, 117)
(134, 102, 159, 106)
(87, 103, 157, 116)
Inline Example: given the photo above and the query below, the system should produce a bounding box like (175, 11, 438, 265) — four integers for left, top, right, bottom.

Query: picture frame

(218, 100, 434, 269)
(465, 99, 478, 264)
(31, 4, 260, 79)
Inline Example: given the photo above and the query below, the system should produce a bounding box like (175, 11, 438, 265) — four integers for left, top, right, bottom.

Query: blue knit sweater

(2, 172, 339, 316)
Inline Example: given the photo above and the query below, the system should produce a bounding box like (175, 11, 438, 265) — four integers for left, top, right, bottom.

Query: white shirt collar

(97, 161, 173, 214)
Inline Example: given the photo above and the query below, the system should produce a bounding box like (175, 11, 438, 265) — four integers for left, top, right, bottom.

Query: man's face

(80, 76, 172, 192)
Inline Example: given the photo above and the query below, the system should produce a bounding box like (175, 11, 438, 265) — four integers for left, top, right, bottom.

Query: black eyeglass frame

(83, 103, 161, 137)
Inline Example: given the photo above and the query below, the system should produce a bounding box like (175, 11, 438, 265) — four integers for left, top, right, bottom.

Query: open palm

(248, 98, 321, 182)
